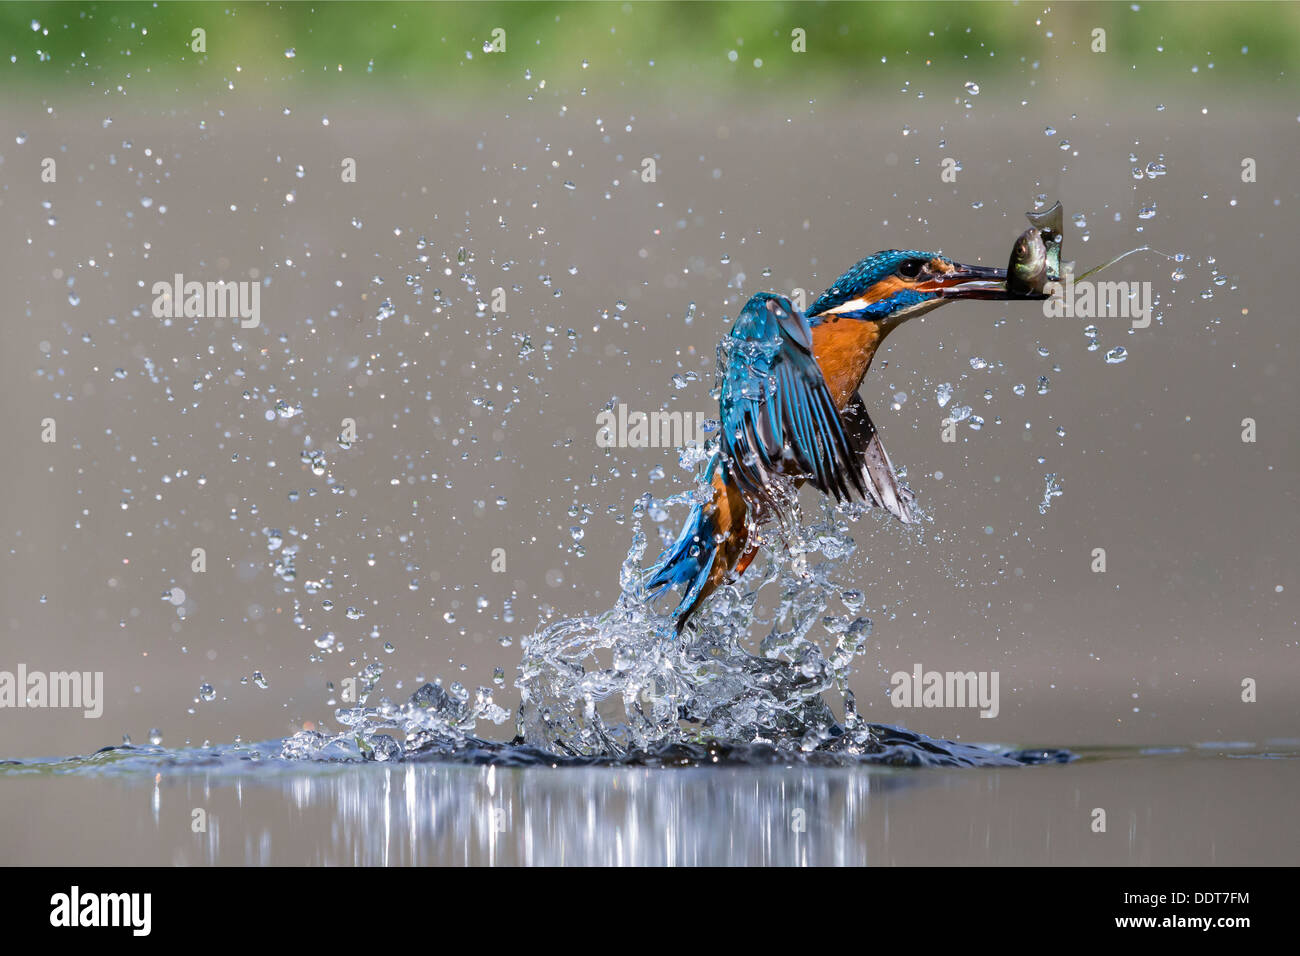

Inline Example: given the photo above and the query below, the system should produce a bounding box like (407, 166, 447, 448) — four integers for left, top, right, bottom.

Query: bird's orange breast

(811, 318, 883, 411)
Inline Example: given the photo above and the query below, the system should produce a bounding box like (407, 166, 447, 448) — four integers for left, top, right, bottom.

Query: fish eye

(898, 259, 924, 279)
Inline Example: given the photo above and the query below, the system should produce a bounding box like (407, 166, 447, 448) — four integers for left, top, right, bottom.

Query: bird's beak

(922, 262, 1049, 301)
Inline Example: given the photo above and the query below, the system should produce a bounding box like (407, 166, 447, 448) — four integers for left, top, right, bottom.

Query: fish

(1006, 200, 1064, 296)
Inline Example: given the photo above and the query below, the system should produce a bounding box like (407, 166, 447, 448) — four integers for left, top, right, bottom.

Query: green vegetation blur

(4, 1, 1298, 92)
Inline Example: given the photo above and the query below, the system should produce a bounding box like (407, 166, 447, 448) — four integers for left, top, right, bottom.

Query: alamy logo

(49, 886, 151, 936)
(1043, 275, 1152, 329)
(151, 273, 260, 328)
(890, 663, 999, 718)
(0, 664, 103, 718)
(596, 403, 711, 448)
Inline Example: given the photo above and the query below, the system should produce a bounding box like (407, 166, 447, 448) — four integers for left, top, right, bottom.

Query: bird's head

(806, 249, 1045, 329)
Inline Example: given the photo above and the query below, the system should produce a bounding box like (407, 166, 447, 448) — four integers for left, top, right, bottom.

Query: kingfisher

(646, 246, 1050, 633)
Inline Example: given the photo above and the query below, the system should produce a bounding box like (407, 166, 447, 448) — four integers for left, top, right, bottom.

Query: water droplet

(1038, 474, 1063, 515)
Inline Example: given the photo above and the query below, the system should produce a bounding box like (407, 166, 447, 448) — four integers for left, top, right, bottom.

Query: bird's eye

(898, 259, 924, 279)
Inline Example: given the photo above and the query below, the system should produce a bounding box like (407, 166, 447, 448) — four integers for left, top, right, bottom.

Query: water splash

(515, 495, 875, 757)
(273, 464, 1070, 768)
(1038, 473, 1064, 514)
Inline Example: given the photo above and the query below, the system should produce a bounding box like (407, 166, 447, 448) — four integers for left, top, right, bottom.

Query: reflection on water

(0, 727, 1067, 864)
(293, 763, 920, 866)
(3, 741, 1296, 865)
(162, 761, 937, 866)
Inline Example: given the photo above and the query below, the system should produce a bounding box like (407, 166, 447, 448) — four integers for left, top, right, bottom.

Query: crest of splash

(514, 477, 887, 759)
(277, 461, 893, 763)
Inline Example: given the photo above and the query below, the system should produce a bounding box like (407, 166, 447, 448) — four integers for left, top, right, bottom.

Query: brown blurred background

(0, 2, 1296, 762)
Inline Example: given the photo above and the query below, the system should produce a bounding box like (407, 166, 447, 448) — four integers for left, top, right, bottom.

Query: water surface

(2, 740, 1294, 865)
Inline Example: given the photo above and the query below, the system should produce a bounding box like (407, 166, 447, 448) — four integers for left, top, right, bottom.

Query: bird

(646, 248, 1048, 633)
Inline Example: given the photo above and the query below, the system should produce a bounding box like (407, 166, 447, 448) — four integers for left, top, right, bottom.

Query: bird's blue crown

(807, 249, 943, 321)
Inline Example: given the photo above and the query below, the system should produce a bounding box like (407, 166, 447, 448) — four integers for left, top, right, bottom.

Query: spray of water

(273, 455, 1070, 767)
(515, 480, 879, 757)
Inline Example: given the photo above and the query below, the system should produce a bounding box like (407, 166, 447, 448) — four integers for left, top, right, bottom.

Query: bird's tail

(645, 453, 752, 633)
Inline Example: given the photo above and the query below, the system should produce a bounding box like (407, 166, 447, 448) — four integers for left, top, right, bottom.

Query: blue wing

(719, 293, 866, 505)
